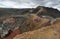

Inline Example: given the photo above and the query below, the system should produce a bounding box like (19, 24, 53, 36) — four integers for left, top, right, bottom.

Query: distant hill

(0, 6, 60, 18)
(0, 8, 34, 17)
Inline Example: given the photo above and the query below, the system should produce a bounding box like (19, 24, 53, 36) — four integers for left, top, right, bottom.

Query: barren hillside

(0, 6, 60, 39)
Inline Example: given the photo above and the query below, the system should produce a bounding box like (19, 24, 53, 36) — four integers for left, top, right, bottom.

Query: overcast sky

(0, 0, 60, 10)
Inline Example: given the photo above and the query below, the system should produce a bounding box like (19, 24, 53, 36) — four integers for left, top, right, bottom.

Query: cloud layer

(0, 0, 60, 10)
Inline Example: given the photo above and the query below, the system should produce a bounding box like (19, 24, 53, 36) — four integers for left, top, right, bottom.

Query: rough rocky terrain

(13, 20, 60, 39)
(0, 6, 60, 39)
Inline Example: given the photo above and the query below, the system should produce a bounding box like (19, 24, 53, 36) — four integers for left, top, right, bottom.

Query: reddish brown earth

(3, 14, 60, 39)
(1, 16, 60, 39)
(3, 14, 50, 39)
(13, 19, 60, 39)
(4, 29, 20, 39)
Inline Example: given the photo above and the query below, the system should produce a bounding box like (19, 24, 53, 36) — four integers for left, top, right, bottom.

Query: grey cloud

(0, 0, 60, 10)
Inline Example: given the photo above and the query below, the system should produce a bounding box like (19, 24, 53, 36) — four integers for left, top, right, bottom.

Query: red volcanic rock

(4, 29, 20, 39)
